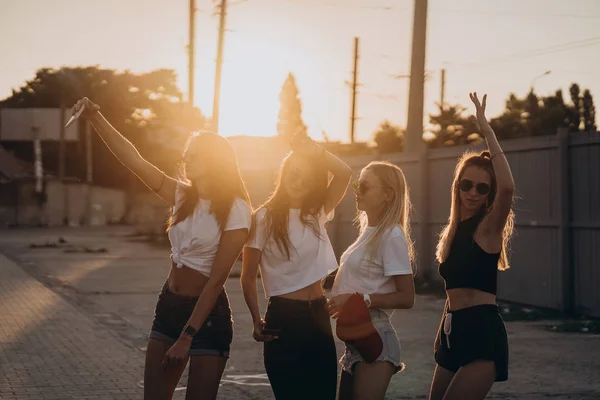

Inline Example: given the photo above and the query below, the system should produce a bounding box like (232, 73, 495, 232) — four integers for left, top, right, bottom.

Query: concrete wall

(0, 180, 126, 227)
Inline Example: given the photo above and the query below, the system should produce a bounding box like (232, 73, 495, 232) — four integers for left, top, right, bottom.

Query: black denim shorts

(149, 282, 233, 357)
(434, 304, 508, 381)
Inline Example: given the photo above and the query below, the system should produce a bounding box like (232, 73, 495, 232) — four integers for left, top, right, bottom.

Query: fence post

(557, 127, 573, 315)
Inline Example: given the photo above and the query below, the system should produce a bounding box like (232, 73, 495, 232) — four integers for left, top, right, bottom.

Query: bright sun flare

(177, 29, 329, 139)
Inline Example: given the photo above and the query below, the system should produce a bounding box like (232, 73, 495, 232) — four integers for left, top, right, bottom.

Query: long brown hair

(168, 132, 250, 230)
(436, 150, 514, 270)
(354, 161, 415, 270)
(253, 151, 328, 259)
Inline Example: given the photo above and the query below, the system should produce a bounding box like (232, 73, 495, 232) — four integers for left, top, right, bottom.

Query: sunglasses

(459, 179, 490, 195)
(352, 180, 383, 195)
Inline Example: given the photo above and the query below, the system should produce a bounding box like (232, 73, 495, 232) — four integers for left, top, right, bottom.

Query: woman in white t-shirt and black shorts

(241, 134, 352, 400)
(328, 161, 416, 400)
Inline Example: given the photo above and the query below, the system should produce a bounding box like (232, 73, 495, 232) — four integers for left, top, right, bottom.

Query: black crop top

(438, 212, 501, 295)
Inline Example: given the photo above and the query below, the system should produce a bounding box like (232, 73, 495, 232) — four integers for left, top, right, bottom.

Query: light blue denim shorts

(339, 309, 405, 375)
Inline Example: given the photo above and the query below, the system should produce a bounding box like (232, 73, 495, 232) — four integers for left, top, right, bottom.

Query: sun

(191, 28, 327, 139)
(216, 39, 286, 137)
(168, 19, 330, 139)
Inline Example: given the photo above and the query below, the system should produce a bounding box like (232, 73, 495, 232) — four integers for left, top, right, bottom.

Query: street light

(530, 70, 552, 92)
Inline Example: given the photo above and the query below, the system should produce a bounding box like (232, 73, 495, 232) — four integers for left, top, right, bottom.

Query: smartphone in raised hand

(65, 103, 86, 129)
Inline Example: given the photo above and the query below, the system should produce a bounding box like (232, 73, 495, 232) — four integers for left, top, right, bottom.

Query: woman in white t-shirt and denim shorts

(70, 99, 252, 399)
(328, 161, 416, 400)
(241, 135, 352, 400)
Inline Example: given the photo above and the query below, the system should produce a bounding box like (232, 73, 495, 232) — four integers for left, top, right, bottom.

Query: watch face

(184, 325, 196, 336)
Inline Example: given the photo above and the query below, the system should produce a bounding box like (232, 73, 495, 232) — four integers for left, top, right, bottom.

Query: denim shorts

(149, 282, 233, 357)
(339, 309, 405, 375)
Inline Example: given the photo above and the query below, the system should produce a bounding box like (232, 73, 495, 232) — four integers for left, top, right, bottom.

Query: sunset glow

(1, 0, 599, 141)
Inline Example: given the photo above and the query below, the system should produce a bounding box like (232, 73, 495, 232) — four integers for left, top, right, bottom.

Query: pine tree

(276, 72, 307, 143)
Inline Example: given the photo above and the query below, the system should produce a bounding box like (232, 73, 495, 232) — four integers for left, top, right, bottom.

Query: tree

(276, 72, 307, 143)
(0, 66, 207, 188)
(373, 120, 404, 153)
(427, 103, 480, 147)
(488, 93, 531, 140)
(490, 83, 596, 139)
(583, 89, 597, 132)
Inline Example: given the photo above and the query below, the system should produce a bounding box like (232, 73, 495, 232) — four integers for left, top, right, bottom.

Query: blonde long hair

(436, 151, 514, 270)
(354, 161, 415, 270)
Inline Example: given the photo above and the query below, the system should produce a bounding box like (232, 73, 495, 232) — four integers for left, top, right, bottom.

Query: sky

(1, 0, 599, 142)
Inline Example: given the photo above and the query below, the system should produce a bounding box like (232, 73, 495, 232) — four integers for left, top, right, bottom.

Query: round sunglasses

(459, 179, 491, 195)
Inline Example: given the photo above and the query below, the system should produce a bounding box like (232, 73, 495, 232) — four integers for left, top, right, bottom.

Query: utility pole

(85, 120, 93, 226)
(212, 0, 227, 134)
(440, 68, 446, 109)
(188, 0, 196, 105)
(349, 37, 359, 144)
(31, 113, 45, 225)
(404, 0, 428, 154)
(59, 101, 68, 225)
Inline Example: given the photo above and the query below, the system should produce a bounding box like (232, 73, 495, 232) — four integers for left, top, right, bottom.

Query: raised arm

(290, 134, 352, 216)
(322, 150, 353, 216)
(74, 97, 179, 205)
(470, 93, 515, 233)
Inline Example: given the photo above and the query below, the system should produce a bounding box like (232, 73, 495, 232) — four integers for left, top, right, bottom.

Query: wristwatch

(362, 293, 371, 308)
(182, 325, 197, 338)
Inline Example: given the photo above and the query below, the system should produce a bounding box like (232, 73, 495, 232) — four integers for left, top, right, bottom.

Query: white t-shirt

(168, 184, 252, 277)
(331, 225, 412, 299)
(246, 207, 338, 298)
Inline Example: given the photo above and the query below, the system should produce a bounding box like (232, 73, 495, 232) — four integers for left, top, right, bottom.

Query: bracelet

(491, 151, 504, 160)
(153, 174, 165, 193)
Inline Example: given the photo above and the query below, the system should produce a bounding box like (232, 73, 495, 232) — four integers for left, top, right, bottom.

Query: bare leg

(429, 365, 455, 400)
(351, 362, 395, 400)
(144, 338, 188, 400)
(442, 360, 495, 400)
(185, 355, 228, 400)
(338, 369, 354, 400)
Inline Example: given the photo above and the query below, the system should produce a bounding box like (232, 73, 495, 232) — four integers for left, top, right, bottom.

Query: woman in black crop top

(429, 93, 516, 400)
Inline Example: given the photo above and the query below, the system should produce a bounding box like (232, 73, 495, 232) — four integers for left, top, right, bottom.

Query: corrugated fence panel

(569, 132, 600, 317)
(497, 142, 562, 308)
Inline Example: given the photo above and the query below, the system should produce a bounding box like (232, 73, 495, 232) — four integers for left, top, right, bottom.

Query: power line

(433, 7, 600, 19)
(236, 0, 600, 19)
(446, 35, 600, 70)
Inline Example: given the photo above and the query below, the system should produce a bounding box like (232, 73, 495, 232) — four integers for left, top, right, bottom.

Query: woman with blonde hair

(71, 98, 252, 400)
(429, 93, 515, 400)
(328, 161, 416, 400)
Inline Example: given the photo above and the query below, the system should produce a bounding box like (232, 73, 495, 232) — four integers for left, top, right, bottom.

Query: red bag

(335, 293, 383, 363)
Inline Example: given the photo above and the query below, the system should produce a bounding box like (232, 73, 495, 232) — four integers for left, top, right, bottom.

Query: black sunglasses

(352, 180, 383, 195)
(459, 179, 491, 195)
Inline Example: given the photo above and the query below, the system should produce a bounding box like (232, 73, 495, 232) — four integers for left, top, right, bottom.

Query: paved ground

(0, 226, 599, 399)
